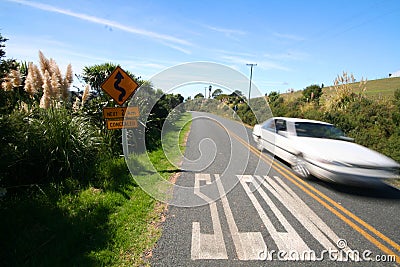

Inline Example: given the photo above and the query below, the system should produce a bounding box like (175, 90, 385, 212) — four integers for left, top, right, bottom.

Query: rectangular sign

(106, 119, 138, 130)
(103, 106, 139, 119)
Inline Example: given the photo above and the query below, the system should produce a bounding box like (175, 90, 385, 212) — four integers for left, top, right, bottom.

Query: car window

(262, 119, 275, 132)
(294, 122, 345, 139)
(275, 119, 287, 132)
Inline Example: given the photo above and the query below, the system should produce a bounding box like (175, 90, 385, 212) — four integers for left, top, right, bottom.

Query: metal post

(246, 63, 257, 106)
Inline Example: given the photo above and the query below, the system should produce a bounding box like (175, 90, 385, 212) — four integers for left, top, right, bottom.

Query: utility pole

(246, 63, 257, 106)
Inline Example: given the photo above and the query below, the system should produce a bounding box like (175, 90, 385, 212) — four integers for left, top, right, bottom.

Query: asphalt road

(151, 112, 400, 266)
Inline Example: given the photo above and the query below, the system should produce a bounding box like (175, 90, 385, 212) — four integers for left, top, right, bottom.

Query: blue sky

(1, 0, 399, 98)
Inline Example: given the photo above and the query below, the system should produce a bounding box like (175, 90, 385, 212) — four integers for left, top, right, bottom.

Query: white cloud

(205, 25, 246, 36)
(390, 70, 400, 77)
(273, 32, 305, 41)
(214, 49, 255, 58)
(6, 0, 192, 53)
(159, 41, 192, 55)
(263, 50, 308, 61)
(220, 55, 290, 71)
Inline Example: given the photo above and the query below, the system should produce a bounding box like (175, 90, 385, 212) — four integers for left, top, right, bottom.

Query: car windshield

(294, 122, 345, 139)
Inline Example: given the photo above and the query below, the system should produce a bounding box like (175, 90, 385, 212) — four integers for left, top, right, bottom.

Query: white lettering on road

(214, 174, 266, 260)
(191, 173, 227, 260)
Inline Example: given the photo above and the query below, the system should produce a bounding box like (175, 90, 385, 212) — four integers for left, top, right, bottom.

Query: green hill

(281, 76, 400, 100)
(323, 76, 400, 99)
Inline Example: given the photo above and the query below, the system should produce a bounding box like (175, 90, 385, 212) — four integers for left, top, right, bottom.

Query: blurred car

(252, 117, 400, 185)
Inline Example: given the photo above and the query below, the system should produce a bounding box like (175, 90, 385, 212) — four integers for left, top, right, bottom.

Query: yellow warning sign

(103, 106, 139, 119)
(101, 66, 139, 106)
(106, 119, 138, 130)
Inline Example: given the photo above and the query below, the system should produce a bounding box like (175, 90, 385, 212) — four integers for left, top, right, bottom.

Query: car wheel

(292, 155, 311, 179)
(256, 136, 264, 151)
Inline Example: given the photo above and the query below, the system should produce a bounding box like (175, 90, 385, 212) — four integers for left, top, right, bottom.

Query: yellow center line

(227, 129, 400, 263)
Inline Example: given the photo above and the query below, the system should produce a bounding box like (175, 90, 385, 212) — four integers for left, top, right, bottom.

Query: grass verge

(0, 112, 192, 266)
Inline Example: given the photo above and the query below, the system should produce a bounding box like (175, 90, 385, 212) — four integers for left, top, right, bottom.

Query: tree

(302, 84, 322, 103)
(212, 88, 223, 98)
(0, 33, 6, 59)
(82, 63, 118, 96)
(0, 33, 17, 80)
(0, 34, 19, 113)
(194, 93, 204, 99)
(267, 91, 280, 103)
(231, 90, 244, 98)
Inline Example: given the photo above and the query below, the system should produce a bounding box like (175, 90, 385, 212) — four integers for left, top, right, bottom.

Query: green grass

(280, 76, 400, 101)
(360, 77, 400, 98)
(179, 116, 192, 153)
(0, 112, 192, 266)
(322, 76, 400, 99)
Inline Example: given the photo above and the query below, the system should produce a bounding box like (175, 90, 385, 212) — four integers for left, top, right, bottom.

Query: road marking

(214, 174, 266, 260)
(191, 173, 358, 261)
(268, 176, 354, 258)
(239, 175, 310, 260)
(191, 173, 227, 260)
(254, 175, 357, 261)
(226, 128, 400, 263)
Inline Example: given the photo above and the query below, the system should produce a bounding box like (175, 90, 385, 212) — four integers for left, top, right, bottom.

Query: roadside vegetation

(0, 33, 189, 266)
(265, 72, 400, 166)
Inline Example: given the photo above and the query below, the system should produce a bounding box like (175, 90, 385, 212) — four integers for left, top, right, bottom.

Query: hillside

(323, 76, 400, 99)
(281, 76, 400, 100)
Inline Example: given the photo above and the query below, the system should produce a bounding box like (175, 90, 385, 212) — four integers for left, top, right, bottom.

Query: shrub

(302, 84, 322, 103)
(0, 106, 108, 187)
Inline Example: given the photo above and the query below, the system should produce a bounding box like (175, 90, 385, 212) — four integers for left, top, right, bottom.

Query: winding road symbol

(101, 66, 139, 106)
(114, 71, 126, 102)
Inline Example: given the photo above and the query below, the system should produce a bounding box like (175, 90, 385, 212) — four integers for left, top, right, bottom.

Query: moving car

(252, 117, 400, 185)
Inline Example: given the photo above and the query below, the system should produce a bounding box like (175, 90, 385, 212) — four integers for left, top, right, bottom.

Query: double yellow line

(228, 129, 400, 263)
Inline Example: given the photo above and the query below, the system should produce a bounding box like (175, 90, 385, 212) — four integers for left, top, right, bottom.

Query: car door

(259, 118, 276, 153)
(273, 119, 292, 162)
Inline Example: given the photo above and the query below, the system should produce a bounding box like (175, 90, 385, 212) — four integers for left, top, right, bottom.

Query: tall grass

(0, 106, 108, 187)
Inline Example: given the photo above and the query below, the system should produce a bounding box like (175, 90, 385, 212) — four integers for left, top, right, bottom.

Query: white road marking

(239, 175, 310, 260)
(271, 176, 359, 261)
(191, 173, 358, 261)
(214, 174, 266, 260)
(191, 173, 227, 260)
